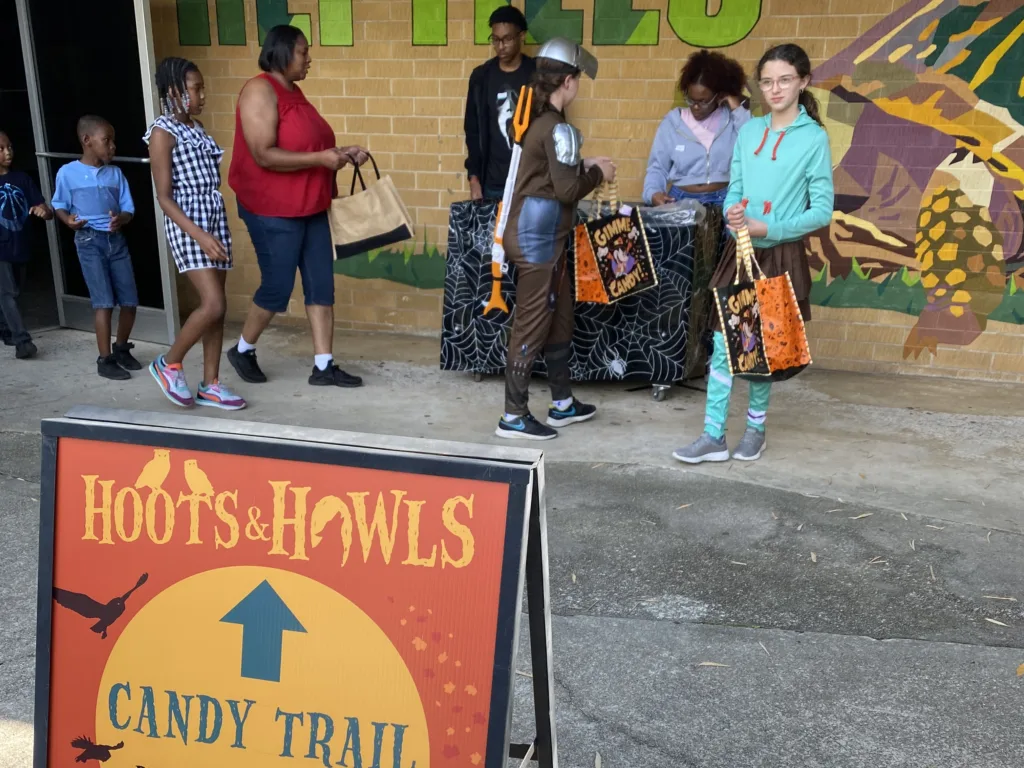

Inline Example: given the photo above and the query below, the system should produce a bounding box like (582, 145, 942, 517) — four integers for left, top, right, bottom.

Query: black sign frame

(34, 406, 558, 768)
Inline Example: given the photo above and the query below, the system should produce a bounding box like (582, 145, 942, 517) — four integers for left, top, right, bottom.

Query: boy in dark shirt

(0, 131, 52, 360)
(464, 6, 536, 201)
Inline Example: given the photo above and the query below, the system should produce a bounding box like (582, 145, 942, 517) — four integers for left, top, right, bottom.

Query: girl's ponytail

(530, 58, 581, 118)
(799, 88, 823, 127)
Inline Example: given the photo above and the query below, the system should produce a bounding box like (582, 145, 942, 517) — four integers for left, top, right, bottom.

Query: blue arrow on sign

(220, 580, 306, 683)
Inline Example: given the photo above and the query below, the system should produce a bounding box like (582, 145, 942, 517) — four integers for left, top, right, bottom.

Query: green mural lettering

(593, 0, 659, 46)
(216, 0, 246, 45)
(475, 0, 507, 45)
(413, 0, 448, 45)
(176, 0, 211, 46)
(256, 0, 311, 45)
(175, 0, 760, 48)
(525, 0, 583, 45)
(667, 0, 761, 48)
(319, 0, 354, 46)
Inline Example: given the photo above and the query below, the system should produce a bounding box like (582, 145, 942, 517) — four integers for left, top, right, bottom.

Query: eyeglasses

(489, 33, 520, 47)
(758, 75, 800, 91)
(684, 94, 718, 109)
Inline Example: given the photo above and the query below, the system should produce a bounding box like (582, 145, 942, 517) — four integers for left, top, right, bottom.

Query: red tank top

(228, 73, 336, 217)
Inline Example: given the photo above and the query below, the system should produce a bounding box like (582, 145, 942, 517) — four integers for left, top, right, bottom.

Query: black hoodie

(463, 55, 536, 193)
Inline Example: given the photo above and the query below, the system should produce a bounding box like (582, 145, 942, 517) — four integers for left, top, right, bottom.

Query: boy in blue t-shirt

(52, 115, 143, 380)
(0, 131, 52, 360)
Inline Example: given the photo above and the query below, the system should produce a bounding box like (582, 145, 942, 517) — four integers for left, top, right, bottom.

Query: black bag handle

(348, 151, 381, 195)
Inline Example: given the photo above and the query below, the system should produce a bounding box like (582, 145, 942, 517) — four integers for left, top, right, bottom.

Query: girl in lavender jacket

(643, 50, 750, 210)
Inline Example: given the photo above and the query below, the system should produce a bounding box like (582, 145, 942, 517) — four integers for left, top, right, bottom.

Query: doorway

(14, 0, 178, 344)
(0, 0, 58, 332)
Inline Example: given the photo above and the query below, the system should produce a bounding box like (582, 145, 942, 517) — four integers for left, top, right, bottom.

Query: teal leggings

(705, 332, 771, 439)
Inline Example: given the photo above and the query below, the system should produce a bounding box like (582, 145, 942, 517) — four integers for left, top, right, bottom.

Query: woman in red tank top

(227, 25, 369, 389)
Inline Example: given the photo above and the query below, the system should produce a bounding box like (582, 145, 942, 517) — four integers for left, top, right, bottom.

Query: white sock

(503, 412, 521, 422)
(237, 336, 256, 353)
(553, 397, 573, 410)
(314, 353, 333, 371)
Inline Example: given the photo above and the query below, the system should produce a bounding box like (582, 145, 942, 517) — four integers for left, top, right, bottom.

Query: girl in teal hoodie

(673, 43, 834, 465)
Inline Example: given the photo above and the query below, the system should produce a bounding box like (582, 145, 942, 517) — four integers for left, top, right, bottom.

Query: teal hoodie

(723, 106, 834, 249)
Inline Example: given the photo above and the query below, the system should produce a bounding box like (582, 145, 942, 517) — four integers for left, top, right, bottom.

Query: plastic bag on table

(637, 198, 704, 228)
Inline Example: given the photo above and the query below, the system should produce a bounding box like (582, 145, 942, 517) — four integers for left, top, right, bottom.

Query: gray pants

(0, 262, 30, 345)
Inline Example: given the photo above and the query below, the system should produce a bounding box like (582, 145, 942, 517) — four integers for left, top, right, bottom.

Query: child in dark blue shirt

(0, 131, 52, 360)
(52, 115, 143, 379)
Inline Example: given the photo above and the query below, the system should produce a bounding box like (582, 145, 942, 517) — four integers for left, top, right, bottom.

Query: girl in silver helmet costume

(495, 39, 617, 441)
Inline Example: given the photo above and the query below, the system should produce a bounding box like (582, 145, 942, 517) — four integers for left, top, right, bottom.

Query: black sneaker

(15, 340, 37, 359)
(495, 413, 557, 441)
(309, 363, 363, 388)
(546, 398, 597, 428)
(98, 354, 130, 380)
(113, 341, 142, 370)
(0, 331, 12, 347)
(227, 344, 267, 383)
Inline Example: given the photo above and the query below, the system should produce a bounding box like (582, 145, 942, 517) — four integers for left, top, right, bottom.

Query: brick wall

(151, 0, 1024, 381)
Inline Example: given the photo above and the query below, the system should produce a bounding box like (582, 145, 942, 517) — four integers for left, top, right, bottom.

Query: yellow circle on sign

(95, 566, 430, 766)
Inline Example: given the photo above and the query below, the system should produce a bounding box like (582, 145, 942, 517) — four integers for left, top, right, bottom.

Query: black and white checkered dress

(143, 116, 232, 272)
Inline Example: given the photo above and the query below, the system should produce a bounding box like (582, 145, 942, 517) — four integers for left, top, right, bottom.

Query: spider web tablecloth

(441, 200, 697, 382)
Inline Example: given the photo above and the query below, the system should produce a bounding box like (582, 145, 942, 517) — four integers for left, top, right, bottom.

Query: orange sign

(36, 410, 552, 768)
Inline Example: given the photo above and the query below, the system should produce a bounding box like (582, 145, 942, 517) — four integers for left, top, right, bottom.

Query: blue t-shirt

(0, 170, 45, 264)
(51, 160, 135, 232)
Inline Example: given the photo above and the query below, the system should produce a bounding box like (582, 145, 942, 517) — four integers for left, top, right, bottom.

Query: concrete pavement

(1, 327, 1022, 767)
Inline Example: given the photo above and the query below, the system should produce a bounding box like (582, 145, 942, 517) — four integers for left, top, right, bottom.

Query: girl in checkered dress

(144, 57, 246, 410)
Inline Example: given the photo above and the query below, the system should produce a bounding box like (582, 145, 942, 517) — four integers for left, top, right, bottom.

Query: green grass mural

(810, 261, 1024, 326)
(332, 236, 446, 290)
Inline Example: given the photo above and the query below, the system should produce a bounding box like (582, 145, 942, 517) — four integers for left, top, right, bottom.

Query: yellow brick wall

(149, 0, 1024, 382)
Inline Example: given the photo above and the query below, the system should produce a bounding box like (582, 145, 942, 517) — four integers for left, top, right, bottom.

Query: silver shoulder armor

(552, 123, 584, 166)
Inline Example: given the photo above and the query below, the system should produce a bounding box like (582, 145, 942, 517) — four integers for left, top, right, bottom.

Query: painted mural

(808, 0, 1024, 357)
(174, 0, 762, 48)
(169, 0, 1024, 356)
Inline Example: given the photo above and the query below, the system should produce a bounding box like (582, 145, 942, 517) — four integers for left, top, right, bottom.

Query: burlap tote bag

(328, 153, 414, 260)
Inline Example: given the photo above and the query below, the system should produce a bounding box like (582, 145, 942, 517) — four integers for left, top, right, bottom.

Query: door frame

(14, 0, 180, 345)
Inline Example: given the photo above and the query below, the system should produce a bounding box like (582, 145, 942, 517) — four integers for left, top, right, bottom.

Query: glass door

(15, 0, 179, 343)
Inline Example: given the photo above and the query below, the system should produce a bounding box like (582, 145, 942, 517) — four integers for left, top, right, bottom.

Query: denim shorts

(237, 204, 334, 313)
(74, 230, 139, 310)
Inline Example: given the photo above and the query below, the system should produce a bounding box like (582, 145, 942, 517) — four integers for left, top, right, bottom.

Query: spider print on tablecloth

(442, 201, 697, 383)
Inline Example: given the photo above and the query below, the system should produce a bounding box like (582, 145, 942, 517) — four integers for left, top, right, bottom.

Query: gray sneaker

(732, 427, 766, 462)
(672, 432, 730, 464)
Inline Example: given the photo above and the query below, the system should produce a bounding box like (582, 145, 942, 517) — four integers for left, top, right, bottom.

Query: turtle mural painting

(806, 0, 1024, 358)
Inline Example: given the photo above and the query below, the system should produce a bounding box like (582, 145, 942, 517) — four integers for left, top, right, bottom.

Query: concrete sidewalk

(4, 325, 1023, 530)
(1, 327, 1022, 767)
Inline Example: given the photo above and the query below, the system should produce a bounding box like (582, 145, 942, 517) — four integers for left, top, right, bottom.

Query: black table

(441, 200, 713, 399)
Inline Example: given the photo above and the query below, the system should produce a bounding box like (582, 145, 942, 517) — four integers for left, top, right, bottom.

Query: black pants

(0, 262, 30, 345)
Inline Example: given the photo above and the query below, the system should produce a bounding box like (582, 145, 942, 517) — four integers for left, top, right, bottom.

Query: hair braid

(155, 56, 198, 117)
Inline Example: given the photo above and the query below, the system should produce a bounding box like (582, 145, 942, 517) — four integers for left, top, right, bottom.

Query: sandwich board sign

(34, 407, 558, 768)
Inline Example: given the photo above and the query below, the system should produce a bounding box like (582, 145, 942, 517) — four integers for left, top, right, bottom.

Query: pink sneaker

(196, 380, 247, 410)
(149, 355, 194, 407)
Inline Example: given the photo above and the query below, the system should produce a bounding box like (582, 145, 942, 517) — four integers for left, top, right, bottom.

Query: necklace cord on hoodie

(753, 125, 786, 160)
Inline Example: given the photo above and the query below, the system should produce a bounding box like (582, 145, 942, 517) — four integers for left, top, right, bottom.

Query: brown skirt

(709, 238, 812, 330)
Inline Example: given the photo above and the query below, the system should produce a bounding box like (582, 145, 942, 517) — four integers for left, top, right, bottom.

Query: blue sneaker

(495, 414, 557, 441)
(546, 398, 597, 428)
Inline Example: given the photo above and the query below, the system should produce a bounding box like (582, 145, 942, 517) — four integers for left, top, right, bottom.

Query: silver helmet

(535, 37, 598, 80)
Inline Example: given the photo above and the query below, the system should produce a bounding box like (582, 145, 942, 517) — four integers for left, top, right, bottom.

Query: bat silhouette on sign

(71, 736, 123, 762)
(53, 573, 149, 639)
